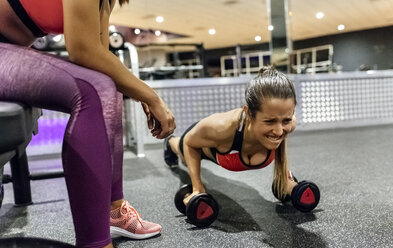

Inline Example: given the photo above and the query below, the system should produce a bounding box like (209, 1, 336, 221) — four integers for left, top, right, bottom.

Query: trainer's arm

(62, 0, 174, 138)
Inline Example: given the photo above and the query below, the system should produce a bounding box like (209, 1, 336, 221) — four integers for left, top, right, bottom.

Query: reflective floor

(1, 125, 393, 247)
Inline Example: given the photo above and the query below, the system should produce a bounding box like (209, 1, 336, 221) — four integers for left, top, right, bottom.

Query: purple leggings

(0, 42, 124, 247)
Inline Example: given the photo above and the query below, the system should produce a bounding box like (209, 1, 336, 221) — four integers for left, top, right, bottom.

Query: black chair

(0, 101, 41, 208)
(0, 101, 75, 248)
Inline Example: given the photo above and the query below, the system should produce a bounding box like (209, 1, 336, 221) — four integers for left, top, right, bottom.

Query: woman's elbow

(67, 46, 89, 65)
(66, 41, 100, 66)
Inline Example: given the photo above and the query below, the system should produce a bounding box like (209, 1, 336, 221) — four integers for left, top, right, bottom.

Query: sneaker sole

(110, 226, 161, 240)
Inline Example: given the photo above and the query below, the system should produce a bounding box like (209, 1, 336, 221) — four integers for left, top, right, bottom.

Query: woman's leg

(0, 43, 120, 247)
(168, 137, 186, 164)
(168, 122, 199, 165)
(169, 137, 181, 157)
(110, 91, 124, 202)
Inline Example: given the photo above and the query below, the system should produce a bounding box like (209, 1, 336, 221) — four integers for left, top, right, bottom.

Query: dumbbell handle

(271, 174, 298, 202)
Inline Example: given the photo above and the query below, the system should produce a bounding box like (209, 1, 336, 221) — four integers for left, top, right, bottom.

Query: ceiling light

(208, 28, 216, 35)
(156, 16, 164, 23)
(254, 35, 261, 41)
(316, 12, 324, 19)
(155, 30, 161, 36)
(337, 24, 345, 31)
(134, 28, 141, 35)
(268, 25, 274, 31)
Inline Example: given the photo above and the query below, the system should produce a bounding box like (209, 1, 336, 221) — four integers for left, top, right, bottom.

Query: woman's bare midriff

(0, 0, 36, 46)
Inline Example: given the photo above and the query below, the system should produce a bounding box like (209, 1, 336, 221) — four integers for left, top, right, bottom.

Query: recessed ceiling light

(134, 28, 141, 35)
(255, 35, 261, 41)
(316, 12, 324, 19)
(156, 16, 164, 23)
(268, 25, 274, 31)
(155, 30, 161, 36)
(337, 24, 345, 31)
(208, 28, 216, 35)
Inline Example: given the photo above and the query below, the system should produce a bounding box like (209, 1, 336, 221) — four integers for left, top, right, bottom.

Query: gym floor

(1, 125, 393, 248)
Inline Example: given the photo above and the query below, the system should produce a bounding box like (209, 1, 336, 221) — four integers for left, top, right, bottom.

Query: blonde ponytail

(273, 139, 289, 199)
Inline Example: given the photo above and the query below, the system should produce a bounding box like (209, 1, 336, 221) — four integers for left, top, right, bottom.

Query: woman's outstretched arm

(182, 113, 232, 204)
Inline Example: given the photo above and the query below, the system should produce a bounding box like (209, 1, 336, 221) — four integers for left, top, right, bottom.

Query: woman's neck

(242, 115, 266, 154)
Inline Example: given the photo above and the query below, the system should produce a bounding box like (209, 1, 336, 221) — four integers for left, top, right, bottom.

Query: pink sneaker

(110, 201, 162, 239)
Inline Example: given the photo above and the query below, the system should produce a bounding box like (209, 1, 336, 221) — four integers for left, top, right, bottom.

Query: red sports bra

(214, 149, 275, 172)
(8, 0, 109, 36)
(210, 112, 275, 172)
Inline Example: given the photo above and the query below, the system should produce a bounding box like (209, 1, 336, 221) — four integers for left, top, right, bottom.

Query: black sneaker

(164, 135, 178, 166)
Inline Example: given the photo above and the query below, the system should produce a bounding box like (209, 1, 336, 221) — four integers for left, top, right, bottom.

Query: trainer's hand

(141, 102, 154, 129)
(147, 97, 175, 139)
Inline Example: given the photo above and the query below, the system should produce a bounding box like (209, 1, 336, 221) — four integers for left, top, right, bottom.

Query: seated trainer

(0, 0, 175, 247)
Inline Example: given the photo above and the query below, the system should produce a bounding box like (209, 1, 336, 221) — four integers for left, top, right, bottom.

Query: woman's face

(248, 98, 295, 150)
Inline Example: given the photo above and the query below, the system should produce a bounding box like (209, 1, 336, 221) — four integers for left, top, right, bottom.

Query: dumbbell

(272, 177, 320, 212)
(174, 184, 219, 227)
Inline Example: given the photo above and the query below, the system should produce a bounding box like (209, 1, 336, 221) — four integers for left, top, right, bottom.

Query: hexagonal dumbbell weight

(272, 177, 320, 212)
(290, 181, 320, 212)
(174, 184, 219, 227)
(174, 184, 192, 215)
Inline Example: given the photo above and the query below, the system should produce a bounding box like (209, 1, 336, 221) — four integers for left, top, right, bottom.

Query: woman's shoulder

(205, 107, 241, 125)
(198, 108, 242, 139)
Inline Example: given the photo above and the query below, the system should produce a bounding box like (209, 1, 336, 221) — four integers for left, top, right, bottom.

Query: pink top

(19, 0, 64, 34)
